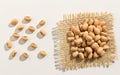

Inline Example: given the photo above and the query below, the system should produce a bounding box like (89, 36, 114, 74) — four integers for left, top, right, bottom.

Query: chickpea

(85, 47, 93, 53)
(93, 52, 99, 58)
(100, 36, 108, 42)
(11, 50, 17, 57)
(88, 52, 93, 59)
(88, 19, 94, 25)
(39, 20, 46, 26)
(21, 36, 28, 41)
(30, 43, 37, 48)
(17, 24, 24, 30)
(71, 46, 78, 51)
(88, 25, 94, 32)
(28, 26, 35, 32)
(77, 48, 84, 52)
(39, 51, 47, 57)
(11, 18, 18, 25)
(94, 27, 100, 35)
(12, 33, 20, 38)
(67, 31, 74, 37)
(103, 45, 109, 50)
(6, 40, 12, 48)
(72, 51, 79, 57)
(22, 52, 29, 58)
(91, 42, 99, 50)
(94, 35, 100, 41)
(78, 52, 84, 60)
(40, 29, 46, 36)
(94, 19, 99, 26)
(24, 16, 31, 22)
(67, 37, 74, 42)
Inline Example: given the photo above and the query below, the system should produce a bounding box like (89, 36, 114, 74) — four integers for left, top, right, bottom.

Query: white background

(0, 0, 119, 75)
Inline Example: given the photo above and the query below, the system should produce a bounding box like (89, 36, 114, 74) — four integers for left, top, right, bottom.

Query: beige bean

(72, 51, 79, 57)
(71, 46, 78, 51)
(74, 38, 83, 45)
(83, 31, 88, 38)
(94, 19, 99, 26)
(28, 26, 35, 32)
(67, 31, 74, 37)
(86, 35, 92, 41)
(87, 40, 94, 45)
(39, 51, 47, 57)
(100, 36, 108, 42)
(99, 50, 105, 56)
(93, 52, 99, 58)
(97, 40, 101, 45)
(75, 35, 79, 39)
(91, 42, 99, 50)
(70, 41, 75, 46)
(81, 41, 87, 47)
(11, 50, 17, 57)
(99, 42, 106, 47)
(99, 21, 105, 26)
(88, 19, 94, 25)
(103, 45, 109, 50)
(102, 26, 107, 32)
(11, 18, 18, 25)
(80, 22, 88, 31)
(94, 27, 100, 35)
(84, 52, 88, 57)
(30, 43, 37, 48)
(73, 26, 80, 35)
(78, 52, 84, 60)
(24, 16, 31, 22)
(88, 25, 94, 32)
(88, 52, 93, 59)
(17, 24, 24, 30)
(22, 52, 29, 58)
(88, 32, 95, 38)
(97, 26, 102, 32)
(12, 33, 20, 38)
(77, 48, 84, 52)
(67, 37, 74, 42)
(96, 47, 103, 55)
(6, 40, 12, 48)
(39, 20, 46, 26)
(94, 35, 100, 41)
(101, 32, 108, 36)
(84, 18, 89, 23)
(21, 36, 28, 41)
(40, 29, 46, 36)
(85, 47, 93, 53)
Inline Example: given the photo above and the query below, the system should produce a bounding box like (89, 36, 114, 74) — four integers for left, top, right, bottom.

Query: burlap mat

(52, 12, 117, 71)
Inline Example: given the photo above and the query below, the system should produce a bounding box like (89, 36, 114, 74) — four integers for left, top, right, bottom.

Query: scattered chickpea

(28, 26, 35, 32)
(39, 20, 46, 26)
(21, 36, 28, 41)
(11, 50, 17, 57)
(6, 40, 12, 48)
(11, 18, 18, 25)
(24, 16, 31, 22)
(40, 29, 46, 36)
(30, 43, 37, 48)
(22, 52, 29, 58)
(12, 33, 20, 38)
(39, 50, 47, 57)
(17, 24, 24, 30)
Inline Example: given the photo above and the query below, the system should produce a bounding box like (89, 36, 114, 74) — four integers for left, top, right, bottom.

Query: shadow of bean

(25, 29, 33, 34)
(37, 53, 44, 59)
(22, 19, 29, 24)
(27, 45, 36, 51)
(18, 39, 27, 45)
(9, 36, 18, 41)
(4, 43, 10, 51)
(36, 32, 44, 39)
(36, 24, 42, 29)
(8, 23, 16, 28)
(19, 55, 27, 61)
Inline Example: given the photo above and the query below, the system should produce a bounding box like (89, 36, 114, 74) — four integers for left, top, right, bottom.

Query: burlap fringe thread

(52, 12, 117, 71)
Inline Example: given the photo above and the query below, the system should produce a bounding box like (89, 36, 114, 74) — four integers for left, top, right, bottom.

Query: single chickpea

(28, 26, 35, 32)
(39, 50, 47, 57)
(72, 51, 79, 57)
(12, 33, 20, 38)
(21, 36, 28, 41)
(17, 24, 24, 30)
(22, 52, 29, 58)
(11, 18, 18, 25)
(39, 20, 46, 26)
(24, 16, 31, 22)
(6, 40, 12, 48)
(11, 50, 17, 57)
(40, 29, 46, 36)
(67, 31, 74, 37)
(78, 52, 84, 60)
(30, 43, 37, 48)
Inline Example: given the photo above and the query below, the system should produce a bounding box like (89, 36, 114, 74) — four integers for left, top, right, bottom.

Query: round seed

(11, 18, 18, 25)
(39, 51, 47, 57)
(28, 26, 35, 32)
(24, 16, 31, 22)
(40, 29, 46, 36)
(39, 20, 46, 26)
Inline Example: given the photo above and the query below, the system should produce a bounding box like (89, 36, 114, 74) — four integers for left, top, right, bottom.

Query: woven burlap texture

(52, 12, 117, 71)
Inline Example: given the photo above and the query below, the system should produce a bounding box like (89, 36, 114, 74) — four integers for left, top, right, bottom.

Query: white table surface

(0, 0, 120, 75)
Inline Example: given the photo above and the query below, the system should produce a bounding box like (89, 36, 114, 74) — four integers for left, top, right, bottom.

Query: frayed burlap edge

(52, 12, 117, 71)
